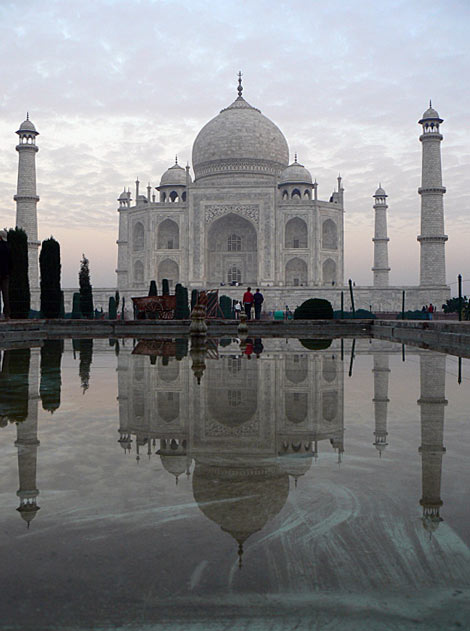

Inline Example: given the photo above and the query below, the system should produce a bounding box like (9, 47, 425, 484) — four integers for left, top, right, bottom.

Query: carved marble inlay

(204, 204, 259, 225)
(205, 417, 259, 437)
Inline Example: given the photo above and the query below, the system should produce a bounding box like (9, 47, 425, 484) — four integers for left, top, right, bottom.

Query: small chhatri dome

(419, 101, 443, 124)
(118, 189, 128, 200)
(17, 113, 38, 134)
(159, 157, 190, 187)
(373, 184, 387, 197)
(279, 155, 313, 185)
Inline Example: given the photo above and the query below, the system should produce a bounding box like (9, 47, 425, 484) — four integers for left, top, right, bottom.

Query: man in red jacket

(242, 287, 254, 320)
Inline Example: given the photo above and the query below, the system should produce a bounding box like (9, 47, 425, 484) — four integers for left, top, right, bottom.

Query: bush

(334, 309, 376, 319)
(399, 310, 428, 321)
(8, 228, 30, 319)
(175, 283, 186, 319)
(294, 298, 333, 320)
(191, 289, 199, 310)
(148, 280, 157, 297)
(299, 339, 332, 350)
(162, 278, 169, 296)
(219, 295, 232, 318)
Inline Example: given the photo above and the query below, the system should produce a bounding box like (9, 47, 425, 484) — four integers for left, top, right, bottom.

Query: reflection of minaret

(372, 354, 390, 455)
(15, 348, 40, 527)
(418, 353, 447, 532)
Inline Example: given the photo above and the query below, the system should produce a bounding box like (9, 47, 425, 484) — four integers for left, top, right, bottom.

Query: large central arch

(206, 213, 258, 285)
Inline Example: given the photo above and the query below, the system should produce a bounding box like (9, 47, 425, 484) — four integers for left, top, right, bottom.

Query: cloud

(0, 0, 469, 287)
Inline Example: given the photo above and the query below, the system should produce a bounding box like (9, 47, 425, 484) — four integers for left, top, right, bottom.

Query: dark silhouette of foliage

(115, 290, 120, 310)
(191, 289, 198, 310)
(40, 237, 61, 318)
(219, 338, 232, 347)
(175, 283, 189, 319)
(72, 292, 81, 318)
(7, 228, 30, 319)
(442, 296, 469, 314)
(294, 298, 333, 320)
(78, 339, 93, 393)
(299, 339, 332, 350)
(108, 296, 117, 319)
(219, 295, 232, 318)
(334, 309, 376, 320)
(175, 338, 188, 360)
(0, 348, 30, 423)
(40, 340, 63, 413)
(182, 287, 190, 318)
(162, 278, 169, 296)
(148, 280, 157, 296)
(59, 291, 65, 318)
(121, 296, 126, 320)
(79, 254, 94, 319)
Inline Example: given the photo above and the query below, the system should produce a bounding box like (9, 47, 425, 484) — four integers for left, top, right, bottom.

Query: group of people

(421, 303, 436, 320)
(237, 287, 264, 320)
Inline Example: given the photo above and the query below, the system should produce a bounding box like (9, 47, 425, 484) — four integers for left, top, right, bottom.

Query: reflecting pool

(0, 337, 469, 630)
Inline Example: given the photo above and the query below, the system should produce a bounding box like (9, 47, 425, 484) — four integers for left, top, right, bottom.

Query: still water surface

(0, 337, 469, 630)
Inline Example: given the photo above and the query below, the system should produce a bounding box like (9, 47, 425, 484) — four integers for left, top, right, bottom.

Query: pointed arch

(285, 257, 307, 286)
(285, 392, 308, 423)
(134, 260, 144, 283)
(322, 258, 336, 284)
(133, 222, 144, 250)
(158, 218, 179, 250)
(322, 219, 337, 249)
(285, 217, 308, 249)
(157, 391, 180, 422)
(157, 258, 179, 288)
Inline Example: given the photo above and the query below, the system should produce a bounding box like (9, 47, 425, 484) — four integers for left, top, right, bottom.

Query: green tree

(191, 289, 199, 310)
(219, 295, 232, 318)
(79, 254, 94, 319)
(175, 283, 187, 319)
(7, 228, 30, 319)
(40, 237, 61, 318)
(162, 278, 169, 296)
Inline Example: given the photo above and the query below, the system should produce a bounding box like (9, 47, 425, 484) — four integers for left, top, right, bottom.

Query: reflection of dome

(279, 159, 312, 185)
(159, 454, 187, 479)
(193, 463, 289, 563)
(192, 94, 289, 181)
(159, 161, 189, 187)
(278, 454, 313, 484)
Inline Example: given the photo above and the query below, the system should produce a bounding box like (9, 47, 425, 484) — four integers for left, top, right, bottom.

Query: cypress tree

(79, 339, 93, 393)
(115, 290, 120, 310)
(7, 228, 30, 319)
(59, 291, 65, 318)
(191, 289, 198, 310)
(219, 295, 232, 318)
(162, 278, 169, 296)
(175, 283, 185, 319)
(79, 254, 94, 319)
(40, 237, 61, 318)
(148, 280, 157, 296)
(108, 296, 117, 319)
(121, 296, 126, 320)
(72, 292, 81, 318)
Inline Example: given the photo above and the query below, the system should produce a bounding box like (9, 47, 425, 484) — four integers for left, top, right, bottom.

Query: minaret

(418, 352, 447, 533)
(15, 348, 40, 527)
(14, 114, 40, 289)
(116, 188, 130, 290)
(417, 103, 448, 287)
(372, 353, 390, 454)
(372, 185, 390, 287)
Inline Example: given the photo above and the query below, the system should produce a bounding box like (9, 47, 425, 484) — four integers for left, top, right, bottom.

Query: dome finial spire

(237, 71, 243, 98)
(430, 99, 432, 108)
(26, 111, 29, 121)
(294, 152, 298, 163)
(175, 155, 178, 165)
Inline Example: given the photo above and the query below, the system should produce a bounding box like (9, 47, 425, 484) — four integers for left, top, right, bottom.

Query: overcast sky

(0, 0, 469, 291)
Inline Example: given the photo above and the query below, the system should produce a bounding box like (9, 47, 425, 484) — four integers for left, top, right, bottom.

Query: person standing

(234, 300, 241, 319)
(242, 287, 254, 320)
(253, 288, 264, 320)
(0, 230, 11, 320)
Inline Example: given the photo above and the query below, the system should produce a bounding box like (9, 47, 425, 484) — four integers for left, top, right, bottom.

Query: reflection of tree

(0, 348, 31, 424)
(40, 340, 64, 413)
(76, 339, 93, 393)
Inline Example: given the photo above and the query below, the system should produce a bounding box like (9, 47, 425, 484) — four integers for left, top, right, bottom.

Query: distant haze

(0, 0, 469, 293)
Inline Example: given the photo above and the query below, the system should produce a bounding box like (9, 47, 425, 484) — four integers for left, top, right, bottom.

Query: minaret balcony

(417, 235, 448, 243)
(418, 186, 446, 195)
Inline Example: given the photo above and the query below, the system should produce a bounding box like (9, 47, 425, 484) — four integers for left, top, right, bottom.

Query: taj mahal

(10, 74, 450, 311)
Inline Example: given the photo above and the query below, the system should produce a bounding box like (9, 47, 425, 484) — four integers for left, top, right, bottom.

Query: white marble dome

(280, 159, 312, 185)
(17, 116, 37, 134)
(160, 162, 188, 187)
(192, 95, 289, 181)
